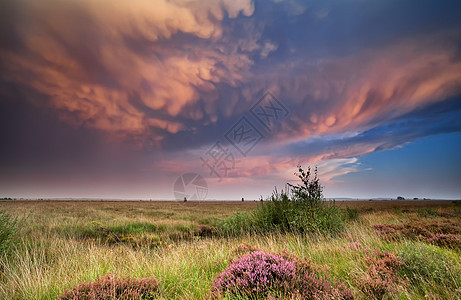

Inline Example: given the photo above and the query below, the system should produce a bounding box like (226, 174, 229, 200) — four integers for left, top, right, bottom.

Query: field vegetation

(1, 169, 460, 299)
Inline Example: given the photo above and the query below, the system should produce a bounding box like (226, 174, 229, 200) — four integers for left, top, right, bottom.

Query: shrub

(210, 251, 353, 299)
(216, 166, 355, 236)
(288, 166, 322, 204)
(254, 194, 351, 235)
(216, 193, 349, 237)
(58, 274, 160, 300)
(0, 210, 19, 256)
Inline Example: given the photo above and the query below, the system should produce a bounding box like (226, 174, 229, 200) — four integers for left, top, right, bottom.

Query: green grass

(0, 201, 460, 299)
(0, 210, 19, 257)
(398, 241, 461, 298)
(216, 193, 358, 237)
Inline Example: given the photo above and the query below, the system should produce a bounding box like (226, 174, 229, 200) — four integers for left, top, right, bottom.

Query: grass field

(0, 200, 460, 299)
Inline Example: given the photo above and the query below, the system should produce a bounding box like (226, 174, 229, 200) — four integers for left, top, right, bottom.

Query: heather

(373, 216, 461, 249)
(359, 249, 404, 299)
(211, 250, 353, 299)
(210, 251, 298, 299)
(58, 274, 160, 300)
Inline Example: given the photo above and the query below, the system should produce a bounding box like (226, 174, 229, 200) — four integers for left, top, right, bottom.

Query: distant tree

(183, 197, 187, 202)
(397, 196, 405, 200)
(241, 197, 244, 202)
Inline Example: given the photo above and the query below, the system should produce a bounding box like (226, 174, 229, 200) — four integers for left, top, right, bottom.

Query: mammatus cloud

(1, 0, 255, 140)
(260, 35, 461, 140)
(214, 35, 461, 182)
(3, 0, 460, 145)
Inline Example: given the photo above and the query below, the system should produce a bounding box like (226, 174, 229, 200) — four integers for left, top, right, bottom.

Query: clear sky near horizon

(1, 0, 461, 200)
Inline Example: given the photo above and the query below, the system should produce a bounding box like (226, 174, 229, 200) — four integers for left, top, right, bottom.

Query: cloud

(250, 34, 461, 142)
(317, 158, 366, 183)
(1, 0, 255, 140)
(3, 0, 459, 149)
(186, 95, 461, 184)
(272, 0, 308, 16)
(260, 41, 278, 59)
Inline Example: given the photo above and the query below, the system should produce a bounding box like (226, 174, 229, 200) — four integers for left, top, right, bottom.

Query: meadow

(0, 199, 460, 299)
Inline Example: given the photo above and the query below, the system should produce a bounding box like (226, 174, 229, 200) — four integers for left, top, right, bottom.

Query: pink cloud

(253, 35, 461, 143)
(1, 0, 255, 140)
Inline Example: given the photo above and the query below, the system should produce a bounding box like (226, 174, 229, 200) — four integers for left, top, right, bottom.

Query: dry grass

(336, 200, 456, 210)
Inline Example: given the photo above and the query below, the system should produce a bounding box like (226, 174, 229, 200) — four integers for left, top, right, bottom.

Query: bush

(216, 166, 355, 236)
(210, 251, 353, 299)
(288, 166, 323, 204)
(0, 210, 19, 256)
(58, 274, 160, 300)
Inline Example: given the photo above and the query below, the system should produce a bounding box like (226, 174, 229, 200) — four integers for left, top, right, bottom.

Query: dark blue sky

(1, 0, 461, 199)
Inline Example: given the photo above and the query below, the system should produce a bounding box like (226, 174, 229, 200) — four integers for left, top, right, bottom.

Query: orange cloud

(258, 35, 461, 142)
(1, 0, 255, 139)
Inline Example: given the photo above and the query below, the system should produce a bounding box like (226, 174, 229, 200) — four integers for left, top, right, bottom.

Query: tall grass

(0, 210, 19, 257)
(0, 200, 460, 299)
(398, 241, 461, 298)
(216, 196, 355, 236)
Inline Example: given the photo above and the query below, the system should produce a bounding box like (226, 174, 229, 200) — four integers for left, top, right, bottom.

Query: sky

(1, 0, 461, 200)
